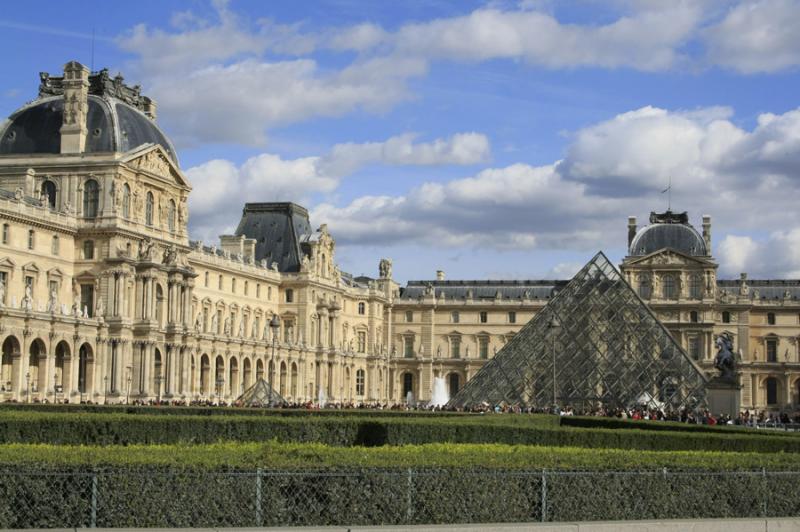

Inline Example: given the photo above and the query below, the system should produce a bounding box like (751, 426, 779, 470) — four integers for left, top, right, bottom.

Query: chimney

(627, 216, 637, 248)
(219, 234, 244, 257)
(59, 61, 90, 154)
(702, 215, 711, 252)
(436, 270, 445, 281)
(141, 96, 157, 120)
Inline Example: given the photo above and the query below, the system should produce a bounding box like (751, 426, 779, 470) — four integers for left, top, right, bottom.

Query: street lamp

(125, 366, 133, 405)
(269, 315, 280, 404)
(548, 316, 561, 414)
(155, 373, 163, 404)
(215, 376, 225, 405)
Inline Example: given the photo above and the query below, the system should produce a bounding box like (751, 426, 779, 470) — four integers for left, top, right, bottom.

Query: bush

(0, 411, 797, 453)
(560, 415, 799, 437)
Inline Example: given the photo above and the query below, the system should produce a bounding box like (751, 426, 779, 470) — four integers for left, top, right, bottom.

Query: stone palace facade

(0, 61, 798, 411)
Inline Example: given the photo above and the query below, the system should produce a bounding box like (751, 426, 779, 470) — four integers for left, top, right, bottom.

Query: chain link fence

(1, 468, 799, 528)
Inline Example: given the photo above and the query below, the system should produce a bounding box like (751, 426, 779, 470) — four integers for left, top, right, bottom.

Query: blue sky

(2, 0, 800, 282)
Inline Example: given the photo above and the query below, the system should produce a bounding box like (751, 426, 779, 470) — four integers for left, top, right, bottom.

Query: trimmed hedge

(0, 411, 798, 453)
(1, 441, 798, 471)
(560, 415, 799, 437)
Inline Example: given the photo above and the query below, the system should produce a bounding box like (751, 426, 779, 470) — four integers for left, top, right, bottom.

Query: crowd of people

(11, 396, 800, 429)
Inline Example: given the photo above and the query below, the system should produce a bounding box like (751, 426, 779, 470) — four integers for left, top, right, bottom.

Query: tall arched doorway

(54, 341, 70, 399)
(200, 354, 210, 395)
(291, 362, 298, 398)
(448, 373, 460, 398)
(153, 349, 163, 400)
(402, 372, 414, 399)
(243, 358, 252, 390)
(229, 357, 239, 397)
(28, 338, 47, 400)
(1, 336, 20, 393)
(214, 355, 225, 398)
(279, 361, 287, 396)
(78, 343, 93, 400)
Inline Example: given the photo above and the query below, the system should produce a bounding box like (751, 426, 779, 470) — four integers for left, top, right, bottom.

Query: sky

(1, 0, 800, 282)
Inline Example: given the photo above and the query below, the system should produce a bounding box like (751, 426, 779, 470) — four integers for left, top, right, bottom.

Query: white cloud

(705, 0, 800, 73)
(320, 132, 490, 176)
(305, 104, 800, 279)
(185, 132, 491, 240)
(381, 5, 701, 71)
(717, 230, 800, 278)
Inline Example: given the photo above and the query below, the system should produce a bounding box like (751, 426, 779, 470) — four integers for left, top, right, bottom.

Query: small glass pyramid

(234, 378, 286, 407)
(449, 252, 708, 411)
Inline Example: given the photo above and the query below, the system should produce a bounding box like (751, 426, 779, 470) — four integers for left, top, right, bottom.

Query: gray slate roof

(0, 96, 178, 164)
(234, 203, 312, 273)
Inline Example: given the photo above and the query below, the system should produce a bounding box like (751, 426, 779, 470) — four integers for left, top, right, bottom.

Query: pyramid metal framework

(234, 378, 285, 407)
(448, 252, 708, 411)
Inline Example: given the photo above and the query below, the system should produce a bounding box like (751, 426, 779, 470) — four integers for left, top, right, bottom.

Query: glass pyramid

(449, 252, 708, 411)
(234, 378, 285, 407)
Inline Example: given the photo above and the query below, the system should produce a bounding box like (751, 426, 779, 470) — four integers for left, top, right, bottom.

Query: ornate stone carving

(379, 258, 392, 279)
(136, 150, 171, 177)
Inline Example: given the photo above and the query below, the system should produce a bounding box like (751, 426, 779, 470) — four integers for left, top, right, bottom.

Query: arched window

(689, 275, 702, 299)
(638, 276, 651, 300)
(662, 275, 677, 300)
(40, 180, 56, 209)
(167, 199, 176, 232)
(83, 179, 99, 218)
(766, 377, 778, 405)
(51, 235, 59, 255)
(145, 192, 154, 226)
(83, 240, 94, 260)
(122, 184, 131, 218)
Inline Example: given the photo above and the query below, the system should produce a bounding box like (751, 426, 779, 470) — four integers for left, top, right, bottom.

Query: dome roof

(0, 95, 178, 165)
(630, 217, 707, 257)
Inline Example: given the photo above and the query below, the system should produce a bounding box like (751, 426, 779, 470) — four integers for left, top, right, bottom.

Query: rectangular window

(451, 311, 459, 323)
(284, 319, 295, 343)
(450, 336, 461, 359)
(508, 311, 516, 324)
(722, 311, 730, 324)
(767, 339, 778, 362)
(83, 240, 94, 260)
(204, 272, 209, 287)
(404, 336, 414, 358)
(27, 230, 34, 250)
(51, 236, 59, 255)
(268, 286, 272, 300)
(218, 275, 223, 290)
(688, 336, 701, 360)
(25, 275, 34, 291)
(49, 280, 58, 298)
(256, 284, 261, 298)
(479, 336, 489, 359)
(285, 289, 293, 303)
(405, 310, 413, 322)
(80, 283, 94, 318)
(232, 279, 237, 293)
(356, 370, 365, 396)
(1, 224, 8, 245)
(479, 311, 487, 324)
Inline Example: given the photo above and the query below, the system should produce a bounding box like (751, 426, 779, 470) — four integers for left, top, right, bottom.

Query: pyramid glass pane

(448, 252, 708, 411)
(234, 378, 286, 407)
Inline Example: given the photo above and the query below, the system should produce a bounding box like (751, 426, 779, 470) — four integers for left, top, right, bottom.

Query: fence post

(90, 474, 97, 528)
(541, 470, 547, 522)
(255, 468, 263, 527)
(406, 468, 414, 523)
(762, 468, 768, 517)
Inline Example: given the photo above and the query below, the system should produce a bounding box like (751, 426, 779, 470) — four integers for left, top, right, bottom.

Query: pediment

(121, 144, 190, 189)
(21, 262, 40, 273)
(47, 267, 66, 277)
(0, 257, 16, 269)
(625, 249, 715, 268)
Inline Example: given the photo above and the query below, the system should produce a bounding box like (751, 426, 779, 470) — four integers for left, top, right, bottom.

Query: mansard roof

(234, 202, 312, 273)
(400, 280, 568, 300)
